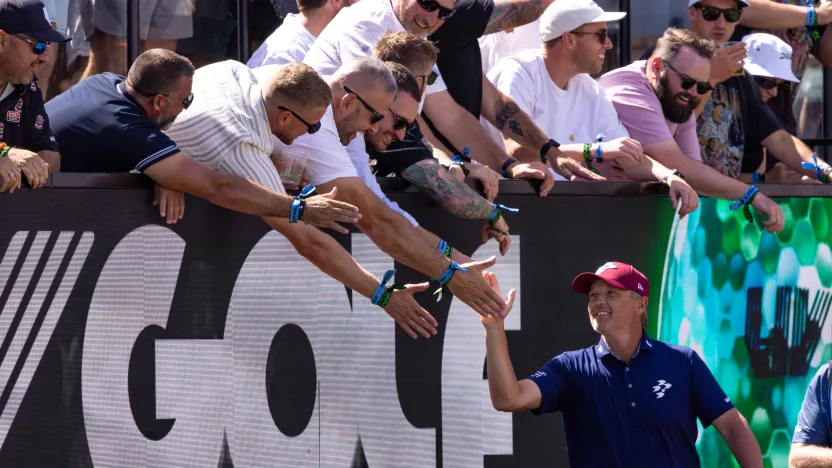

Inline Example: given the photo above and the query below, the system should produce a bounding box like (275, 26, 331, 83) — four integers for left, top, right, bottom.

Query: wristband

(807, 3, 817, 26)
(500, 157, 519, 178)
(582, 143, 602, 176)
(289, 184, 316, 223)
(370, 268, 405, 308)
(661, 169, 685, 186)
(431, 261, 468, 301)
(801, 153, 831, 182)
(729, 185, 760, 223)
(0, 144, 9, 158)
(451, 146, 472, 164)
(751, 173, 762, 183)
(539, 138, 560, 165)
(485, 203, 519, 236)
(594, 134, 605, 163)
(438, 239, 453, 258)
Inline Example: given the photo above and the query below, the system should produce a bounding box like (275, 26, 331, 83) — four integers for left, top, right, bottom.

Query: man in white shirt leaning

(486, 0, 699, 217)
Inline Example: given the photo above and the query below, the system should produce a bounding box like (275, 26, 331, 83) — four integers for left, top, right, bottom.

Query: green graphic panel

(657, 197, 832, 467)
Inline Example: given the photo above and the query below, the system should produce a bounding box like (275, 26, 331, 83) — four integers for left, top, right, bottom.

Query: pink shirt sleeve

(673, 115, 703, 162)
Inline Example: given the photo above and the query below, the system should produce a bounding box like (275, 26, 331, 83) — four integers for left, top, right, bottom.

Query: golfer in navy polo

(790, 362, 832, 465)
(480, 262, 763, 467)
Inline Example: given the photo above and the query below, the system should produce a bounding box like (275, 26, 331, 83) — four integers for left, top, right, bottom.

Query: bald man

(257, 57, 509, 320)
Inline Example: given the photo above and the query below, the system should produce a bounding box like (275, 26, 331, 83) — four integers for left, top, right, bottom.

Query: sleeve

(793, 364, 832, 446)
(289, 124, 358, 186)
(121, 124, 181, 172)
(488, 58, 535, 116)
(25, 84, 60, 152)
(603, 82, 678, 148)
(596, 85, 631, 141)
(674, 116, 704, 162)
(336, 18, 389, 68)
(527, 354, 571, 415)
(742, 74, 782, 150)
(431, 0, 494, 41)
(219, 141, 287, 194)
(690, 350, 734, 428)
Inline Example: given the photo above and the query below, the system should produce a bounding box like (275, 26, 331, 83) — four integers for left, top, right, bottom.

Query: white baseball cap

(539, 0, 626, 43)
(688, 0, 749, 7)
(742, 33, 800, 82)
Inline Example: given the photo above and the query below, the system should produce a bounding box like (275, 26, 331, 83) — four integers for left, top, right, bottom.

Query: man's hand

(383, 282, 438, 339)
(711, 43, 747, 85)
(447, 164, 467, 182)
(0, 156, 21, 193)
(818, 0, 832, 24)
(479, 271, 516, 328)
(547, 155, 606, 183)
(767, 162, 822, 184)
(467, 163, 500, 201)
(601, 137, 644, 165)
(8, 148, 48, 188)
(750, 193, 785, 233)
(153, 184, 186, 224)
(666, 176, 699, 219)
(447, 256, 508, 318)
(301, 187, 362, 234)
(481, 216, 511, 256)
(507, 161, 556, 196)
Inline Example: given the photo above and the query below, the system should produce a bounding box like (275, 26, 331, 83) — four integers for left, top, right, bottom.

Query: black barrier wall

(0, 176, 827, 467)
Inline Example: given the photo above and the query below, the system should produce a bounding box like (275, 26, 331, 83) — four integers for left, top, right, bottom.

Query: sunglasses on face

(390, 111, 413, 131)
(754, 76, 783, 90)
(343, 85, 385, 125)
(694, 4, 743, 23)
(419, 70, 438, 86)
(416, 0, 454, 20)
(278, 105, 321, 134)
(665, 60, 713, 95)
(134, 86, 195, 109)
(14, 34, 49, 55)
(569, 28, 608, 43)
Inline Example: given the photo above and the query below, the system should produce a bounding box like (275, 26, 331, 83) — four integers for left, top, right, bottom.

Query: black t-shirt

(0, 78, 60, 153)
(368, 123, 434, 177)
(46, 73, 181, 173)
(426, 0, 494, 152)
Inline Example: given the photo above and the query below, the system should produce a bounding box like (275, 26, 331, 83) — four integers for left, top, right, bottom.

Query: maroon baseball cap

(572, 261, 650, 298)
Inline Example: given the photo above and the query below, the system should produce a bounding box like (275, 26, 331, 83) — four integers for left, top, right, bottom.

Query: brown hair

(385, 61, 421, 102)
(126, 48, 195, 95)
(372, 32, 438, 73)
(651, 27, 716, 62)
(261, 62, 332, 109)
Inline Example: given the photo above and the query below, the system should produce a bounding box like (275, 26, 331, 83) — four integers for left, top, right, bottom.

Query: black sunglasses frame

(389, 110, 413, 131)
(278, 105, 322, 134)
(694, 4, 743, 23)
(568, 29, 609, 43)
(344, 85, 385, 125)
(665, 60, 713, 95)
(415, 0, 454, 20)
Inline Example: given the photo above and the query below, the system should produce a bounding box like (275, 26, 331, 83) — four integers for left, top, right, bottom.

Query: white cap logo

(638, 283, 644, 291)
(596, 262, 618, 274)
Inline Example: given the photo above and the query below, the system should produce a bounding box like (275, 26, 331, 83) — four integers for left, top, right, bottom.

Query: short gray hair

(335, 56, 398, 97)
(631, 291, 647, 327)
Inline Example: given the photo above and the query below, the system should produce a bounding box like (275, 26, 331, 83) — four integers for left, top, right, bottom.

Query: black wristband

(539, 138, 560, 164)
(501, 157, 518, 178)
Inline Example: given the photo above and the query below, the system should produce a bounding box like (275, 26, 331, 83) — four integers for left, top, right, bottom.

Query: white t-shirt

(345, 136, 419, 227)
(247, 14, 317, 68)
(478, 20, 541, 74)
(485, 50, 629, 161)
(166, 61, 286, 194)
(302, 0, 447, 112)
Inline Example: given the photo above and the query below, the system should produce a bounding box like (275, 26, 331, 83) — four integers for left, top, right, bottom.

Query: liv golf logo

(0, 226, 522, 467)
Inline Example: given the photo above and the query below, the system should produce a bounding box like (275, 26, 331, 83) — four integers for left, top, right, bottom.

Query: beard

(656, 72, 700, 124)
(337, 107, 361, 145)
(158, 114, 177, 131)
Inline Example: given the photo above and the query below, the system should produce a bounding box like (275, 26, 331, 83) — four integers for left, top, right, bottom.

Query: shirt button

(626, 367, 630, 371)
(631, 402, 636, 407)
(628, 384, 632, 388)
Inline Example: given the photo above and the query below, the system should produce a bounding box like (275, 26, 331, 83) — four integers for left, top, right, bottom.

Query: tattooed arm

(483, 0, 553, 35)
(480, 74, 552, 161)
(401, 159, 494, 220)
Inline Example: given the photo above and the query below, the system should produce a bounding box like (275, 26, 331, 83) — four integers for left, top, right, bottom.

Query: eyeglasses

(694, 4, 743, 23)
(390, 111, 413, 131)
(343, 85, 385, 125)
(569, 28, 609, 43)
(415, 0, 454, 20)
(418, 70, 438, 86)
(14, 35, 49, 55)
(133, 86, 194, 109)
(278, 105, 321, 134)
(754, 76, 783, 90)
(665, 60, 713, 95)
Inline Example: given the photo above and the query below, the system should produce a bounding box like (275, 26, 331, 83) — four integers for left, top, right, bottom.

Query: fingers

(405, 315, 434, 339)
(505, 288, 517, 315)
(539, 170, 554, 197)
(176, 194, 185, 221)
(484, 271, 502, 297)
(408, 281, 431, 294)
(19, 165, 34, 187)
(568, 161, 605, 181)
(499, 234, 511, 256)
(159, 192, 168, 220)
(0, 170, 11, 193)
(668, 188, 679, 213)
(325, 221, 351, 235)
(320, 187, 338, 199)
(396, 320, 418, 340)
(469, 255, 498, 271)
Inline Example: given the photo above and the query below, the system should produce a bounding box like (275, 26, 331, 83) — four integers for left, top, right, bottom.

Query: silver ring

(7, 172, 14, 179)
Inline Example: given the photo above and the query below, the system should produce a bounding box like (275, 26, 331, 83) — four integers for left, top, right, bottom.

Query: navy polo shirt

(0, 78, 59, 152)
(793, 363, 832, 447)
(528, 333, 734, 468)
(46, 73, 180, 173)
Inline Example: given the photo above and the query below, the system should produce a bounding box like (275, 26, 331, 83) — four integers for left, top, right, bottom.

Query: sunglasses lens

(438, 9, 452, 19)
(696, 82, 712, 94)
(724, 9, 741, 22)
(427, 72, 437, 86)
(309, 122, 322, 134)
(34, 43, 47, 54)
(700, 7, 721, 20)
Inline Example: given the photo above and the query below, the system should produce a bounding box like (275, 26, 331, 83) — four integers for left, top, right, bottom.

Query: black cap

(0, 0, 69, 43)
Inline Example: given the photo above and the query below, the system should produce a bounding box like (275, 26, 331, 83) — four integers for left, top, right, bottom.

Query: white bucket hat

(742, 32, 800, 82)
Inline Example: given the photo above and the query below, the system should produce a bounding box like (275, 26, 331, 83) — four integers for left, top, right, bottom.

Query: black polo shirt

(46, 73, 180, 173)
(0, 78, 59, 153)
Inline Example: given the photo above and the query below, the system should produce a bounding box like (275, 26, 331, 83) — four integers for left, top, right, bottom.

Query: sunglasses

(665, 60, 713, 95)
(344, 85, 385, 125)
(694, 4, 743, 23)
(754, 76, 783, 90)
(569, 28, 608, 43)
(419, 70, 438, 86)
(14, 34, 49, 55)
(390, 111, 413, 131)
(134, 86, 194, 109)
(415, 0, 454, 20)
(278, 105, 321, 134)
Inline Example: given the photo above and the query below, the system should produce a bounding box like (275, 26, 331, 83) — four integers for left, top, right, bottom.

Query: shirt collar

(595, 330, 653, 360)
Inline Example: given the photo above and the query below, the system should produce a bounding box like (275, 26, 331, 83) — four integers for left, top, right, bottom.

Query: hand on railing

(154, 184, 185, 224)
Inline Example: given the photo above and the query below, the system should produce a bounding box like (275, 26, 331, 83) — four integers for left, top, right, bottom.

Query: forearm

(417, 227, 473, 263)
(484, 323, 523, 410)
(617, 154, 673, 182)
(740, 0, 812, 29)
(644, 145, 750, 199)
(207, 174, 294, 218)
(483, 0, 552, 35)
(417, 116, 454, 162)
(765, 131, 824, 179)
(38, 150, 60, 172)
(358, 210, 451, 278)
(723, 427, 763, 468)
(437, 114, 509, 171)
(402, 161, 494, 220)
(483, 84, 549, 157)
(790, 445, 832, 468)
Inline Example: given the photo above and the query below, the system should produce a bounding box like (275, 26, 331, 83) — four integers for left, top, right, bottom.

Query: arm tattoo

(484, 0, 545, 35)
(494, 101, 524, 137)
(421, 137, 434, 152)
(401, 159, 494, 220)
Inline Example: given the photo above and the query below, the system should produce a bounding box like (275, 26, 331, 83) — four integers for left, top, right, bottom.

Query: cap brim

(593, 11, 627, 22)
(571, 272, 627, 294)
(29, 29, 70, 43)
(745, 62, 800, 83)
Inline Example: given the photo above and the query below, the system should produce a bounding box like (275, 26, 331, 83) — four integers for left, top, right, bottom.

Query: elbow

(491, 398, 515, 412)
(200, 173, 232, 205)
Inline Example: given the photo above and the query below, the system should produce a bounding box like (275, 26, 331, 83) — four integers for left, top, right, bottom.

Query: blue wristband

(485, 203, 519, 223)
(438, 239, 453, 258)
(594, 133, 605, 162)
(451, 146, 472, 164)
(801, 153, 830, 182)
(289, 184, 316, 223)
(436, 261, 467, 286)
(808, 3, 817, 26)
(371, 269, 396, 305)
(729, 185, 760, 223)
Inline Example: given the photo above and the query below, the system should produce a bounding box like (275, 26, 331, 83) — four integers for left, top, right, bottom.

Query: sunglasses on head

(344, 85, 385, 125)
(569, 28, 608, 43)
(665, 60, 713, 95)
(14, 34, 49, 55)
(694, 4, 743, 23)
(278, 105, 321, 134)
(416, 0, 454, 20)
(754, 76, 783, 90)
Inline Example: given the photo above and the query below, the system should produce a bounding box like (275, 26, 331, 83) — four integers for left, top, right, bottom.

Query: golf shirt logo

(596, 262, 618, 274)
(652, 379, 672, 398)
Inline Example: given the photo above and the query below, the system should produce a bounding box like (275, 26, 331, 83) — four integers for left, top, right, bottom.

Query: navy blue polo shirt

(45, 73, 180, 173)
(793, 363, 832, 447)
(528, 333, 734, 467)
(0, 78, 59, 152)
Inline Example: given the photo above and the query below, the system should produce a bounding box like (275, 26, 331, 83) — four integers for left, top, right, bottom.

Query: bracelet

(451, 146, 472, 164)
(801, 153, 831, 183)
(807, 3, 817, 26)
(539, 138, 560, 165)
(438, 239, 453, 258)
(751, 173, 763, 183)
(594, 134, 605, 163)
(0, 144, 9, 158)
(729, 185, 760, 223)
(289, 184, 316, 223)
(431, 261, 468, 301)
(582, 143, 602, 176)
(484, 203, 519, 235)
(371, 269, 405, 308)
(500, 157, 518, 178)
(661, 169, 685, 186)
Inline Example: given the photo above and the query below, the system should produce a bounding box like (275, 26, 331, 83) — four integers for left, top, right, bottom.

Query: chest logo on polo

(652, 379, 672, 398)
(6, 111, 20, 123)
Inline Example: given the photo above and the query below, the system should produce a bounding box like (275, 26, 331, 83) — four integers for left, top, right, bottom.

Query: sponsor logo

(596, 262, 618, 274)
(14, 99, 22, 112)
(6, 111, 20, 123)
(652, 379, 672, 399)
(34, 115, 43, 130)
(0, 122, 5, 139)
(781, 52, 792, 60)
(29, 82, 36, 91)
